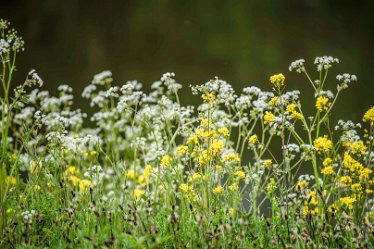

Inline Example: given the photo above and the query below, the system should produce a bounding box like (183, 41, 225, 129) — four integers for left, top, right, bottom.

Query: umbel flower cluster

(1, 20, 374, 248)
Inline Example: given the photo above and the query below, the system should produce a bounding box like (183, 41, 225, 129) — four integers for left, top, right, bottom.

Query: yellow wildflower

(321, 166, 334, 175)
(269, 73, 285, 87)
(79, 179, 92, 191)
(133, 189, 143, 199)
(187, 134, 199, 145)
(228, 208, 235, 216)
(190, 151, 196, 158)
(143, 165, 153, 178)
(339, 176, 352, 186)
(363, 106, 374, 123)
(286, 103, 297, 113)
(344, 141, 367, 155)
(359, 168, 372, 181)
(315, 96, 330, 112)
(209, 139, 224, 156)
(268, 96, 278, 106)
(263, 159, 272, 168)
(310, 207, 319, 216)
(196, 129, 217, 139)
(248, 134, 258, 145)
(160, 155, 173, 167)
(5, 176, 16, 187)
(179, 184, 193, 193)
(61, 147, 68, 154)
(218, 127, 230, 137)
(343, 152, 363, 173)
(29, 161, 40, 173)
(340, 196, 356, 209)
(176, 145, 189, 155)
(264, 111, 276, 124)
(197, 150, 210, 166)
(189, 172, 202, 182)
(228, 184, 238, 191)
(302, 206, 309, 216)
(313, 136, 333, 153)
(125, 169, 136, 180)
(90, 150, 97, 156)
(204, 130, 217, 139)
(215, 165, 223, 170)
(290, 112, 304, 120)
(267, 178, 277, 193)
(323, 157, 333, 167)
(234, 170, 245, 179)
(69, 176, 81, 186)
(202, 92, 216, 103)
(351, 183, 362, 192)
(200, 118, 210, 127)
(213, 185, 223, 195)
(222, 152, 240, 163)
(82, 150, 89, 157)
(305, 191, 318, 206)
(65, 166, 77, 175)
(327, 204, 339, 214)
(295, 179, 308, 192)
(137, 175, 146, 185)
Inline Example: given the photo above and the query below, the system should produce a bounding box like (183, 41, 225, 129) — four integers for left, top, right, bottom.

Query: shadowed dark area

(1, 0, 373, 120)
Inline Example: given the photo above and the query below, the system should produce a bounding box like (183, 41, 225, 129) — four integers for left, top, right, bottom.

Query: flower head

(222, 152, 240, 163)
(179, 183, 193, 193)
(340, 196, 356, 209)
(213, 185, 223, 194)
(79, 179, 92, 191)
(234, 170, 245, 179)
(201, 93, 216, 103)
(269, 73, 285, 87)
(264, 111, 275, 124)
(189, 172, 202, 182)
(228, 184, 238, 191)
(160, 155, 173, 167)
(133, 189, 143, 199)
(321, 166, 334, 175)
(313, 136, 333, 153)
(176, 145, 189, 155)
(5, 176, 16, 187)
(363, 106, 374, 123)
(327, 204, 339, 214)
(218, 127, 230, 137)
(263, 159, 272, 168)
(315, 96, 330, 112)
(248, 134, 258, 145)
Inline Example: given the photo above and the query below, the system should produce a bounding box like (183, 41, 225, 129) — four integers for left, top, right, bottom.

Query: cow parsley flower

(92, 70, 113, 85)
(289, 59, 305, 73)
(314, 56, 339, 71)
(26, 69, 44, 87)
(336, 73, 357, 84)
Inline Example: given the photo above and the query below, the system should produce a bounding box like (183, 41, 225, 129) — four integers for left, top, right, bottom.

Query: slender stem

(302, 69, 317, 92)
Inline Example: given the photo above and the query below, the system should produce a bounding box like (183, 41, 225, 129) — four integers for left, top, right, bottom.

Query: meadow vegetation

(1, 19, 374, 248)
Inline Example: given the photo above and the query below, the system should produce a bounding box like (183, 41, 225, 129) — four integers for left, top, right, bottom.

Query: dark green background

(1, 0, 373, 121)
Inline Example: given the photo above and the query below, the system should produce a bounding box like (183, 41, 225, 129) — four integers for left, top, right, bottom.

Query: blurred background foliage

(1, 0, 373, 120)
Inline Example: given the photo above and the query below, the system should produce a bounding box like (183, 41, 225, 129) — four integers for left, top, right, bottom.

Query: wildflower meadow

(1, 19, 374, 248)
